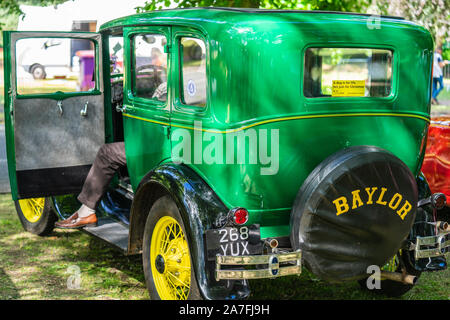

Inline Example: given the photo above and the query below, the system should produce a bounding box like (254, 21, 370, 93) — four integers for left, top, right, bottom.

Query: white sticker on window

(332, 80, 366, 97)
(187, 79, 196, 96)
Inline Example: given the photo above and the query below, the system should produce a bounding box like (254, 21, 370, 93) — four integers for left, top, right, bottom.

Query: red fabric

(421, 116, 450, 205)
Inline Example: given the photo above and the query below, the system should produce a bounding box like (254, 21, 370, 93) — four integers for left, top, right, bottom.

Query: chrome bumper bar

(215, 250, 302, 281)
(414, 231, 450, 259)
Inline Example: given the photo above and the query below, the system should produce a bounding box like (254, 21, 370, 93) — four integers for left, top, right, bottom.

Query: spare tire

(290, 146, 418, 282)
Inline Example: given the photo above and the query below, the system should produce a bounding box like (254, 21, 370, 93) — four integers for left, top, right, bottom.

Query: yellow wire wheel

(18, 197, 45, 223)
(15, 197, 57, 236)
(150, 215, 192, 300)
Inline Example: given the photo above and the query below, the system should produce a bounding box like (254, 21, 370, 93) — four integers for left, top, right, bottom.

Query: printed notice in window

(332, 80, 366, 97)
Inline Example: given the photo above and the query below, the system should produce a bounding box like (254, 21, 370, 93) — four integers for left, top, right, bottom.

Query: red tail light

(230, 208, 249, 225)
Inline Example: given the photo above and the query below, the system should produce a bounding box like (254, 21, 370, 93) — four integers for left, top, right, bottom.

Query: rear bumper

(413, 231, 450, 259)
(215, 250, 302, 281)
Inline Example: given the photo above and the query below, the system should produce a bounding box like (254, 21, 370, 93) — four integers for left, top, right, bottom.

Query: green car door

(3, 31, 105, 200)
(120, 26, 173, 190)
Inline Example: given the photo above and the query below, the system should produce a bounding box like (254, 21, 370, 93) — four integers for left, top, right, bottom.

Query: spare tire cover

(290, 146, 418, 282)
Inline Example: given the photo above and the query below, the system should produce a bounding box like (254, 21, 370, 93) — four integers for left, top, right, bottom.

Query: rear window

(303, 48, 393, 98)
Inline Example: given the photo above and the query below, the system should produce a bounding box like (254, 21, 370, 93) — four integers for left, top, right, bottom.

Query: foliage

(136, 0, 450, 43)
(374, 0, 450, 44)
(135, 0, 373, 12)
(0, 0, 71, 17)
(0, 0, 72, 46)
(443, 49, 450, 61)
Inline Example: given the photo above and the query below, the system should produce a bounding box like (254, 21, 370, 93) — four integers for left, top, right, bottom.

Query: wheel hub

(155, 254, 166, 274)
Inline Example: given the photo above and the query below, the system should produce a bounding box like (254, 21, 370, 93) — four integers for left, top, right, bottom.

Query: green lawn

(0, 193, 448, 300)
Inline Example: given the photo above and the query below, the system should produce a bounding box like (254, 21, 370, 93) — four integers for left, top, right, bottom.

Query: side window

(133, 34, 168, 102)
(109, 35, 124, 108)
(179, 37, 207, 107)
(15, 37, 96, 94)
(109, 36, 124, 76)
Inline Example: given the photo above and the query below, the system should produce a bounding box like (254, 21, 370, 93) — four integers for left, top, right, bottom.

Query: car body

(3, 8, 449, 300)
(422, 116, 450, 205)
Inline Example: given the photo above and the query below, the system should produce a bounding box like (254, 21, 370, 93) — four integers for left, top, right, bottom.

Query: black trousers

(77, 142, 126, 209)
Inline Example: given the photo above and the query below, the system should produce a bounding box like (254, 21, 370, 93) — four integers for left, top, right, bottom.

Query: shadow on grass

(50, 229, 146, 290)
(0, 267, 20, 299)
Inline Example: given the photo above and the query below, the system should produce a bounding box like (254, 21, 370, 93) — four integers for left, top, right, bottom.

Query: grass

(0, 194, 148, 300)
(0, 193, 448, 300)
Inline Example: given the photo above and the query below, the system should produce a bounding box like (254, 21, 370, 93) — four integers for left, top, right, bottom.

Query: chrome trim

(414, 231, 450, 259)
(215, 250, 302, 280)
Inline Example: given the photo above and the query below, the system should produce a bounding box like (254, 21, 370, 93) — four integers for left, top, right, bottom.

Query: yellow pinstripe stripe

(122, 112, 430, 134)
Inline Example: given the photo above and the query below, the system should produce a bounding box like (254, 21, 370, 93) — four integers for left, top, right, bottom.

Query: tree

(135, 0, 372, 13)
(136, 0, 449, 42)
(0, 0, 72, 46)
(0, 0, 71, 17)
(374, 0, 450, 44)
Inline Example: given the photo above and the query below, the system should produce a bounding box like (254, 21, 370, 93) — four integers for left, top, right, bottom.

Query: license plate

(205, 224, 263, 261)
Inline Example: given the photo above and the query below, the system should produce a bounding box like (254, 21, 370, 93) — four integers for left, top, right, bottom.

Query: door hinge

(164, 44, 171, 54)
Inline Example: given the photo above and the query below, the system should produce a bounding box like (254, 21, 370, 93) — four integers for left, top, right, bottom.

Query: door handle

(116, 104, 127, 113)
(57, 100, 63, 116)
(81, 101, 89, 117)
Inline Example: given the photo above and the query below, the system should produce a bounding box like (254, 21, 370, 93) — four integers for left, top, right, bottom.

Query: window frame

(14, 35, 102, 99)
(172, 29, 209, 115)
(125, 26, 170, 110)
(301, 44, 398, 102)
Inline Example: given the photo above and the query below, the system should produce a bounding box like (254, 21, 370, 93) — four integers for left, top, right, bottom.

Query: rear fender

(128, 163, 250, 300)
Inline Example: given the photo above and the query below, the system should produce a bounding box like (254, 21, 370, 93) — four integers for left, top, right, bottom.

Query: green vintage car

(3, 8, 449, 300)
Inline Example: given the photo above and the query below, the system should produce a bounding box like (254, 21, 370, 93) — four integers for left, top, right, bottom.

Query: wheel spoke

(166, 272, 189, 300)
(161, 228, 171, 254)
(167, 271, 190, 289)
(165, 273, 185, 299)
(166, 264, 190, 270)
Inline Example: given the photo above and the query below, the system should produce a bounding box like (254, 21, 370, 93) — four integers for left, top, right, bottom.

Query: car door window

(15, 37, 96, 94)
(133, 34, 168, 102)
(179, 37, 207, 107)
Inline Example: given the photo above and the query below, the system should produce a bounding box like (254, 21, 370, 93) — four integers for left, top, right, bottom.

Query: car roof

(99, 7, 405, 32)
(181, 7, 404, 19)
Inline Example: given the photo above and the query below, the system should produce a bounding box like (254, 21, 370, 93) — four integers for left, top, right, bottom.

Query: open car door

(3, 31, 104, 199)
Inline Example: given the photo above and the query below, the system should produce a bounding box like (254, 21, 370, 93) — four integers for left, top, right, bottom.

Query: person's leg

(435, 76, 444, 100)
(55, 142, 126, 228)
(432, 77, 439, 100)
(77, 142, 126, 210)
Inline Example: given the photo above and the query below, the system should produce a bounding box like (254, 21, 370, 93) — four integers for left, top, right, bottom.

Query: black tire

(15, 197, 57, 236)
(30, 64, 46, 80)
(142, 195, 202, 300)
(358, 250, 421, 297)
(290, 145, 418, 282)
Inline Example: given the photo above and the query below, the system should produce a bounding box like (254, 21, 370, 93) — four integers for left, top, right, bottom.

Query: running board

(83, 217, 129, 254)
